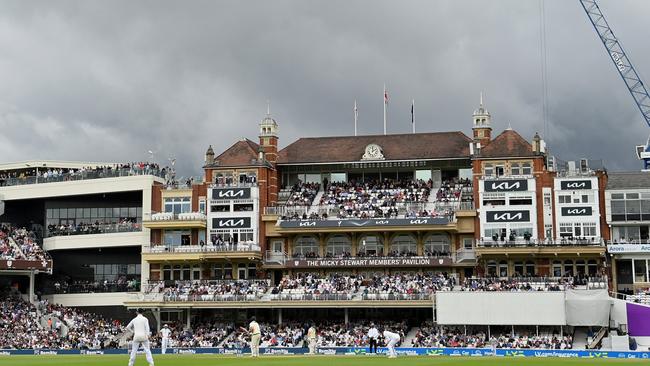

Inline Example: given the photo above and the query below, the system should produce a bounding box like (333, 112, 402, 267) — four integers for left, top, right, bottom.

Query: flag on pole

(354, 100, 358, 136)
(383, 84, 388, 135)
(411, 99, 415, 133)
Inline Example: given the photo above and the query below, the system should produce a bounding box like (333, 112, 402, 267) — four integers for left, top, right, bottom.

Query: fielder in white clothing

(126, 309, 154, 366)
(307, 324, 317, 355)
(248, 317, 261, 357)
(160, 324, 171, 355)
(382, 329, 400, 359)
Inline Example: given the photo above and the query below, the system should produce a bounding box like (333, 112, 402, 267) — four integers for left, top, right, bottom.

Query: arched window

(326, 234, 351, 258)
(564, 260, 574, 277)
(498, 260, 508, 277)
(575, 260, 587, 277)
(487, 260, 498, 277)
(552, 260, 562, 277)
(424, 234, 450, 257)
(513, 261, 524, 277)
(389, 234, 417, 256)
(293, 236, 319, 258)
(358, 234, 383, 257)
(588, 260, 598, 276)
(525, 261, 536, 277)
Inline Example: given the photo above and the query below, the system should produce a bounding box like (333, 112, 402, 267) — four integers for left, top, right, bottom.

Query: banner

(278, 217, 449, 229)
(0, 347, 649, 358)
(560, 180, 592, 190)
(607, 244, 650, 254)
(212, 188, 251, 200)
(285, 257, 452, 268)
(483, 179, 528, 192)
(211, 217, 251, 229)
(560, 207, 593, 216)
(485, 210, 531, 223)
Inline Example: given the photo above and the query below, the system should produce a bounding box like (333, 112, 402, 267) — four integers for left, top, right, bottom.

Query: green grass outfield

(0, 355, 648, 366)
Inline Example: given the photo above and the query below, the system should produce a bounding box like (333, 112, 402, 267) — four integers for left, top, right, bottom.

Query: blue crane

(578, 0, 650, 169)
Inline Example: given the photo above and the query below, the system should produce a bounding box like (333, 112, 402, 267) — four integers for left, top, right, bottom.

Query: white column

(29, 271, 35, 303)
(153, 308, 161, 330)
(278, 309, 282, 325)
(141, 182, 153, 286)
(186, 308, 191, 330)
(344, 308, 349, 325)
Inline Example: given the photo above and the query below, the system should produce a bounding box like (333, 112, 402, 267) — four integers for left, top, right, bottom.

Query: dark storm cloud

(0, 0, 649, 176)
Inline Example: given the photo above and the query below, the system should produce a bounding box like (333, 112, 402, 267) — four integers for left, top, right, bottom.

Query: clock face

(362, 144, 384, 160)
(367, 145, 379, 156)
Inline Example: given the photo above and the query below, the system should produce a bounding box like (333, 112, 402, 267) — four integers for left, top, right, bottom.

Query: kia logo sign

(212, 217, 251, 228)
(486, 210, 530, 222)
(561, 207, 593, 216)
(483, 179, 528, 192)
(212, 188, 251, 199)
(560, 180, 592, 190)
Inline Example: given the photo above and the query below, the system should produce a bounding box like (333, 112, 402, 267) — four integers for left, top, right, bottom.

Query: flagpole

(354, 100, 358, 136)
(383, 84, 387, 135)
(412, 99, 415, 134)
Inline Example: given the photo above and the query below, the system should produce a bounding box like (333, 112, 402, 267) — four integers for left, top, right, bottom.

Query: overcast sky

(0, 0, 649, 177)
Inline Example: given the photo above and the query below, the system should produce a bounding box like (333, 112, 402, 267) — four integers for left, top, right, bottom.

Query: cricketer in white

(126, 309, 155, 366)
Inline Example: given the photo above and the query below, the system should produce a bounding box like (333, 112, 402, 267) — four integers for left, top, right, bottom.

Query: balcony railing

(164, 293, 262, 302)
(145, 242, 261, 254)
(359, 293, 434, 301)
(144, 212, 206, 221)
(265, 251, 288, 265)
(607, 239, 650, 245)
(454, 249, 476, 262)
(141, 280, 270, 302)
(460, 276, 608, 291)
(41, 281, 140, 295)
(269, 293, 355, 301)
(476, 238, 605, 247)
(269, 202, 467, 221)
(46, 222, 142, 238)
(0, 167, 166, 187)
(209, 182, 258, 188)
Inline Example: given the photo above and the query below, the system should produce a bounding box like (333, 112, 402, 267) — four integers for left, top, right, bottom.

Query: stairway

(307, 187, 325, 215)
(587, 327, 607, 349)
(7, 236, 27, 259)
(572, 327, 589, 350)
(403, 327, 421, 347)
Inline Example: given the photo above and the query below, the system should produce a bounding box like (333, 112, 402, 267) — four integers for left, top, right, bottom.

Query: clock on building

(361, 143, 385, 160)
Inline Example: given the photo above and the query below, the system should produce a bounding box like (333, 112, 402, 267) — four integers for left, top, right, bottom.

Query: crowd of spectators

(434, 179, 472, 203)
(270, 273, 361, 300)
(0, 296, 121, 349)
(315, 321, 407, 347)
(284, 182, 320, 206)
(459, 277, 575, 292)
(46, 219, 140, 237)
(47, 278, 140, 294)
(0, 224, 49, 263)
(44, 300, 122, 349)
(361, 273, 455, 299)
(151, 321, 233, 348)
(0, 162, 166, 187)
(0, 298, 52, 349)
(278, 178, 470, 221)
(412, 323, 572, 349)
(412, 324, 486, 348)
(0, 228, 22, 261)
(317, 179, 432, 219)
(156, 280, 270, 302)
(267, 273, 456, 301)
(260, 323, 305, 347)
